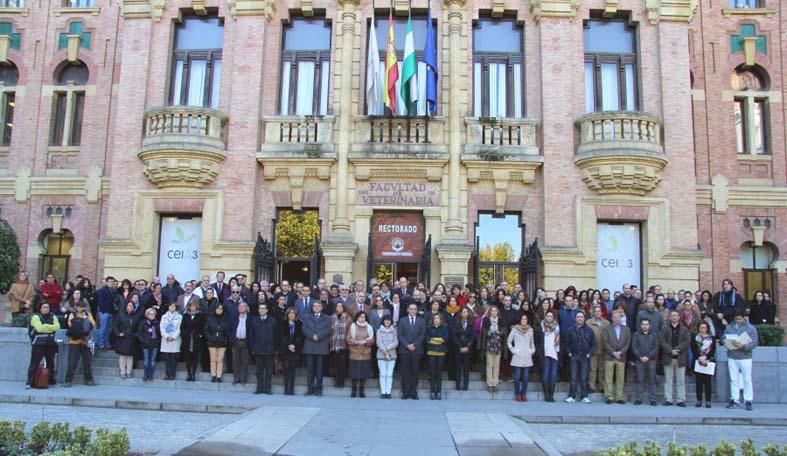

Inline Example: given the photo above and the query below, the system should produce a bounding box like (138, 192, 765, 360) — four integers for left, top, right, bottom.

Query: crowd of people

(14, 269, 775, 409)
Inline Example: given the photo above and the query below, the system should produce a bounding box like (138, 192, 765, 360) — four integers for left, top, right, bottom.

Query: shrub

(595, 441, 783, 456)
(0, 420, 130, 456)
(756, 325, 785, 347)
(0, 219, 21, 294)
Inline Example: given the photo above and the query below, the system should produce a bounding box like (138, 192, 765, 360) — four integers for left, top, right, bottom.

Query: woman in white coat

(159, 302, 182, 380)
(507, 314, 535, 402)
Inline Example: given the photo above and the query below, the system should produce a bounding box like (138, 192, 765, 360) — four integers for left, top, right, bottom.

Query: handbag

(32, 360, 49, 389)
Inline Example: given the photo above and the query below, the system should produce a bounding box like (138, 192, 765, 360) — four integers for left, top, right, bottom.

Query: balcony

(257, 115, 335, 159)
(138, 106, 228, 189)
(351, 116, 447, 160)
(574, 111, 668, 196)
(463, 117, 540, 161)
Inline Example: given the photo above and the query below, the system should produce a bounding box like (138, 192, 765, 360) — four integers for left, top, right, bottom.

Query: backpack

(66, 315, 91, 339)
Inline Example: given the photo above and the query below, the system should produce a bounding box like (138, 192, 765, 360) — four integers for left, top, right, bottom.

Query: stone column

(435, 0, 472, 285)
(321, 0, 359, 283)
(444, 0, 464, 238)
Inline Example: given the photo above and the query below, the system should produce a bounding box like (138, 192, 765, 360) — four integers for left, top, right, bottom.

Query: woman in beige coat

(507, 314, 535, 402)
(8, 272, 34, 316)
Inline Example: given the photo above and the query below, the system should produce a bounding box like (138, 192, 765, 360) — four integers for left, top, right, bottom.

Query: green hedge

(594, 440, 787, 456)
(0, 420, 130, 456)
(756, 325, 785, 347)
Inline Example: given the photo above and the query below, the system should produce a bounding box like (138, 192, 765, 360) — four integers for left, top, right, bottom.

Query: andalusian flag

(384, 9, 399, 115)
(400, 11, 418, 116)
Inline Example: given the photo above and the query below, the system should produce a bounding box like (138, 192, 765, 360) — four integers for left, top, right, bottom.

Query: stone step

(89, 374, 708, 401)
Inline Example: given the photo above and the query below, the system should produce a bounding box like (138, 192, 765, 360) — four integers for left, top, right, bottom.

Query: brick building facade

(0, 0, 783, 319)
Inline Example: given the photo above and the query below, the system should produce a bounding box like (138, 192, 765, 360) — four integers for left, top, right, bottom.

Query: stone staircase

(88, 351, 704, 401)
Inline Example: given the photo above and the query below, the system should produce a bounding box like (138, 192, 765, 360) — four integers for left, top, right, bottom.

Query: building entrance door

(373, 262, 419, 286)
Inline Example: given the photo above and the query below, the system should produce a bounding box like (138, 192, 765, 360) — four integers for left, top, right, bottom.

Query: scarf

(541, 319, 557, 334)
(349, 321, 374, 342)
(695, 333, 713, 355)
(514, 323, 531, 335)
(489, 316, 499, 333)
(682, 310, 695, 327)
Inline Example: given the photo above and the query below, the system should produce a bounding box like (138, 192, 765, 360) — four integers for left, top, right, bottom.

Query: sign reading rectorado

(357, 182, 440, 207)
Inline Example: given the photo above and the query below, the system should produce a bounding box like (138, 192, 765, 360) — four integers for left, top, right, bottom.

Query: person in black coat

(113, 301, 139, 378)
(749, 290, 776, 325)
(181, 301, 206, 382)
(452, 307, 475, 391)
(279, 307, 304, 395)
(248, 303, 279, 394)
(137, 308, 161, 381)
(204, 305, 230, 383)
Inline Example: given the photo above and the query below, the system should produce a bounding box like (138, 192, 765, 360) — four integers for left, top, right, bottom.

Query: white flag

(366, 19, 381, 115)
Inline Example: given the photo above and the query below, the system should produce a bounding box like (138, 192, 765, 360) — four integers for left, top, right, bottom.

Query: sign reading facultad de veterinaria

(357, 182, 440, 207)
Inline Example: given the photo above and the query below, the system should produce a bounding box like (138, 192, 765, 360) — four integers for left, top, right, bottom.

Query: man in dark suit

(294, 285, 314, 320)
(211, 271, 231, 303)
(397, 303, 426, 400)
(301, 301, 332, 396)
(392, 277, 413, 306)
(248, 303, 279, 394)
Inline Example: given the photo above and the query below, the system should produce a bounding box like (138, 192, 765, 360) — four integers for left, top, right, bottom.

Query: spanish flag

(384, 9, 399, 115)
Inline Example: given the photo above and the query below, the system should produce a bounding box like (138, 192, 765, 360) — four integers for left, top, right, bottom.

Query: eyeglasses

(232, 291, 240, 294)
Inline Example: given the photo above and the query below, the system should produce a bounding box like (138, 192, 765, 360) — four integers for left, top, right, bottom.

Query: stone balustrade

(574, 111, 667, 196)
(138, 106, 228, 189)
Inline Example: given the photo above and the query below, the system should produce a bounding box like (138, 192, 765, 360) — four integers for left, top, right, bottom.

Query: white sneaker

(581, 397, 592, 404)
(564, 396, 575, 403)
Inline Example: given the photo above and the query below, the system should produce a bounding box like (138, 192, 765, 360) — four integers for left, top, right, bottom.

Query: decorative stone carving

(258, 159, 333, 211)
(301, 0, 314, 16)
(192, 0, 207, 15)
(227, 0, 275, 19)
(464, 161, 542, 214)
(711, 174, 729, 213)
(604, 0, 618, 17)
(644, 0, 697, 24)
(530, 0, 580, 23)
(119, 0, 165, 20)
(491, 0, 505, 17)
(139, 106, 228, 189)
(14, 166, 30, 202)
(575, 111, 667, 196)
(85, 165, 102, 203)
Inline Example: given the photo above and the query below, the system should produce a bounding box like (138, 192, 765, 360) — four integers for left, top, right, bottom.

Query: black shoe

(401, 394, 409, 400)
(359, 389, 365, 398)
(351, 388, 357, 398)
(706, 402, 712, 408)
(634, 400, 642, 405)
(436, 392, 441, 400)
(430, 392, 435, 400)
(605, 399, 613, 404)
(305, 390, 314, 396)
(676, 402, 686, 407)
(411, 394, 419, 400)
(216, 377, 222, 383)
(745, 401, 753, 411)
(315, 391, 323, 396)
(615, 400, 626, 405)
(211, 377, 217, 383)
(726, 400, 739, 409)
(254, 390, 264, 394)
(663, 401, 673, 406)
(650, 401, 658, 406)
(695, 401, 702, 408)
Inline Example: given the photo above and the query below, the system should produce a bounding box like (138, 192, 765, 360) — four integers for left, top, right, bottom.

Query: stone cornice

(696, 184, 787, 209)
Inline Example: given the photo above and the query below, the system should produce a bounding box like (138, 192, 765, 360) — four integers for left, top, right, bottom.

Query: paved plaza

(1, 381, 786, 455)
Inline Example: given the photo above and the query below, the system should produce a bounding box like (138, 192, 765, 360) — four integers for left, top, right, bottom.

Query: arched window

(50, 61, 88, 148)
(38, 229, 75, 285)
(0, 62, 18, 146)
(739, 241, 777, 301)
(732, 66, 769, 155)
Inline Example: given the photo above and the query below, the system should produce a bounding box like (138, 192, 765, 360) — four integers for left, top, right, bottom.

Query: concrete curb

(518, 415, 787, 426)
(0, 394, 250, 415)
